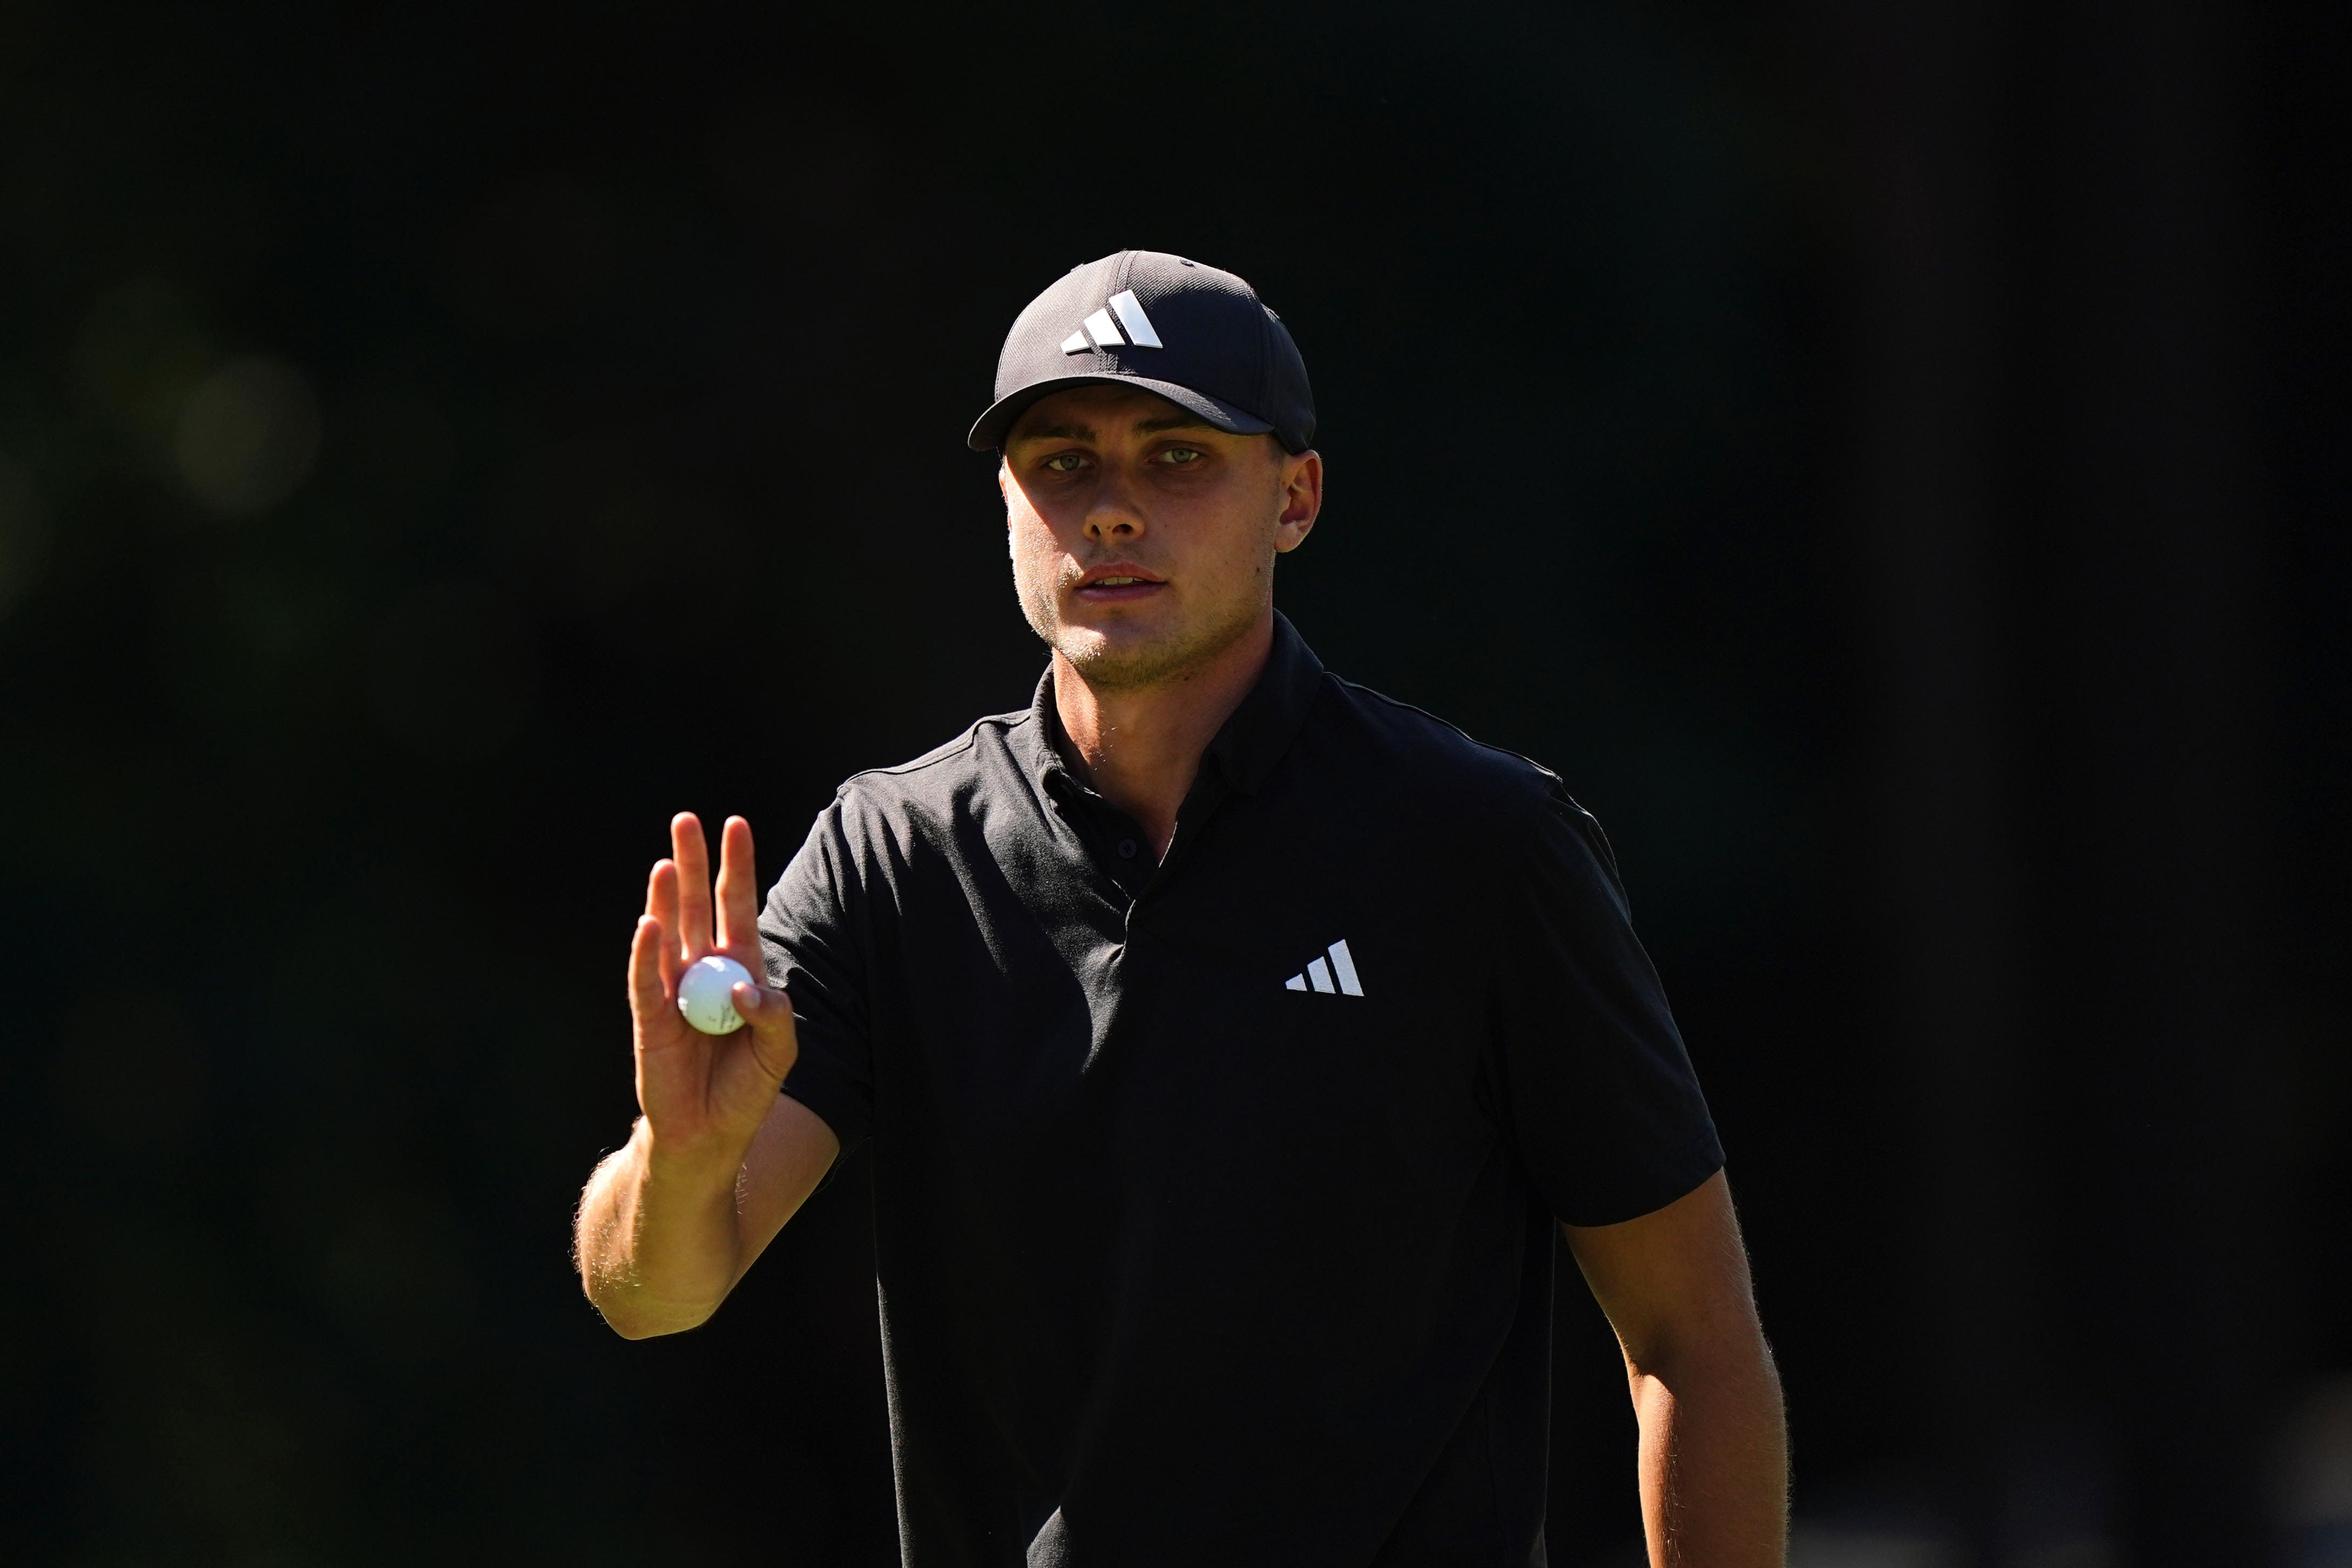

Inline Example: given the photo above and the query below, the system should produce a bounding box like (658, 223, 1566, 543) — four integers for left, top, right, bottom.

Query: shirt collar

(1201, 610, 1324, 795)
(1017, 611, 1325, 800)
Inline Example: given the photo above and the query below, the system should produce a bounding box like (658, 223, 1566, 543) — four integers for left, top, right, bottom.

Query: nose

(1083, 464, 1145, 543)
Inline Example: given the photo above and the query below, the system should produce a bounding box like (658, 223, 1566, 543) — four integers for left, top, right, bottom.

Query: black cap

(967, 251, 1315, 454)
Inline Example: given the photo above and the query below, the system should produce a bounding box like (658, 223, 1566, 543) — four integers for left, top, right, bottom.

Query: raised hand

(627, 813, 800, 1163)
(576, 812, 833, 1336)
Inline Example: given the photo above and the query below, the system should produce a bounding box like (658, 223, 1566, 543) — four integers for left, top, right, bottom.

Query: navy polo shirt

(761, 613, 1722, 1568)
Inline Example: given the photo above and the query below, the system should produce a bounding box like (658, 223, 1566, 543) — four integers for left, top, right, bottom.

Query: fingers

(628, 915, 670, 1032)
(646, 858, 683, 989)
(731, 980, 800, 1086)
(715, 816, 760, 958)
(671, 812, 714, 957)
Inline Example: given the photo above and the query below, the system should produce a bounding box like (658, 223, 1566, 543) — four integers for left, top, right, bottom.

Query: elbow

(584, 1278, 717, 1341)
(603, 1314, 682, 1342)
(1626, 1329, 1784, 1414)
(595, 1303, 711, 1341)
(1621, 1306, 1776, 1388)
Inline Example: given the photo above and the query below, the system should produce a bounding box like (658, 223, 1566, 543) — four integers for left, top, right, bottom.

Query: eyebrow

(1008, 413, 1222, 447)
(1012, 422, 1097, 444)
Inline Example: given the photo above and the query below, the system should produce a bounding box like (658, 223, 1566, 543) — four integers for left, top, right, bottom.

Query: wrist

(634, 1118, 749, 1192)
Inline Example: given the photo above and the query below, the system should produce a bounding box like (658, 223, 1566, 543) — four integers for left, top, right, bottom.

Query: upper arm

(1564, 1171, 1762, 1370)
(729, 1092, 843, 1288)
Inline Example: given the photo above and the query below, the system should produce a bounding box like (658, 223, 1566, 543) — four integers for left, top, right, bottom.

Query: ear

(1273, 449, 1323, 554)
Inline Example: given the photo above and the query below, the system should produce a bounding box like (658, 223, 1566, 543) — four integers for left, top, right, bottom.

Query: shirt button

(1117, 839, 1138, 859)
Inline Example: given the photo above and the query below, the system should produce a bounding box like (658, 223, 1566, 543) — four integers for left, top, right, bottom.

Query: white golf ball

(677, 954, 754, 1035)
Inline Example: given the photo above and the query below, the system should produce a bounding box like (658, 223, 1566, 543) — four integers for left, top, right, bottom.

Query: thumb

(732, 981, 800, 1085)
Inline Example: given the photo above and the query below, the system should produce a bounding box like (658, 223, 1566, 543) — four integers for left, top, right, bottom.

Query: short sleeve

(760, 800, 876, 1152)
(1489, 783, 1724, 1227)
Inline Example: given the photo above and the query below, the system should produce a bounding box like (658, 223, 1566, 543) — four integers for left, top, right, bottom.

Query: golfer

(576, 252, 1788, 1566)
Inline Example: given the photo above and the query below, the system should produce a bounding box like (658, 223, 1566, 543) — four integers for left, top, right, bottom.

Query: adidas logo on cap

(1060, 289, 1164, 354)
(968, 250, 1316, 455)
(1284, 938, 1364, 997)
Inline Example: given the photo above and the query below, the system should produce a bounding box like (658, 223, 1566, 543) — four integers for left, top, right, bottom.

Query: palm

(629, 814, 796, 1153)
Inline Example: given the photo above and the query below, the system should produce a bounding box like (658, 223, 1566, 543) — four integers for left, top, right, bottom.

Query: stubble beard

(1018, 562, 1270, 695)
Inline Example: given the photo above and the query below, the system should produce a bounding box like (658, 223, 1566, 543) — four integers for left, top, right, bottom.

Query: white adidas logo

(1060, 289, 1164, 354)
(1284, 938, 1364, 997)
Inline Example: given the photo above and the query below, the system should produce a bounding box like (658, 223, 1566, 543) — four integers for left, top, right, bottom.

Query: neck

(1052, 609, 1275, 858)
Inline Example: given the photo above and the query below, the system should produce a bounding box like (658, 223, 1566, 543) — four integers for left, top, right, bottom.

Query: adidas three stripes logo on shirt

(1285, 939, 1363, 997)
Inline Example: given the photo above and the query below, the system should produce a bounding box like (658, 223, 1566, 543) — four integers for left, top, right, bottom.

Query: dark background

(1, 1, 2342, 1564)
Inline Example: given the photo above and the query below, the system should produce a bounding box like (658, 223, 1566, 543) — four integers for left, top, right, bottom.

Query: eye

(1158, 447, 1204, 466)
(1042, 452, 1089, 473)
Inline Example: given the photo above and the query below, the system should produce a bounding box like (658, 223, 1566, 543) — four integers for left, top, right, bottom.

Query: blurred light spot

(174, 356, 322, 516)
(2283, 1374, 2352, 1566)
(0, 452, 53, 619)
(368, 578, 539, 760)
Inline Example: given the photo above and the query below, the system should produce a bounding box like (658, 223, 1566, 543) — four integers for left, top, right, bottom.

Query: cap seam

(1107, 252, 1138, 371)
(1255, 298, 1272, 418)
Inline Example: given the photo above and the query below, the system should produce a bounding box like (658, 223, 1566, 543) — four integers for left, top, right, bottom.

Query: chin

(1053, 623, 1193, 691)
(1056, 604, 1266, 693)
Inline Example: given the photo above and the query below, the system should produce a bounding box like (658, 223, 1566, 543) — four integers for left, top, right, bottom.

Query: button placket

(1055, 774, 1153, 908)
(1129, 769, 1234, 917)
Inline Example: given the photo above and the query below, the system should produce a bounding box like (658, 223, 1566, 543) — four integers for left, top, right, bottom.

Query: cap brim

(966, 375, 1275, 452)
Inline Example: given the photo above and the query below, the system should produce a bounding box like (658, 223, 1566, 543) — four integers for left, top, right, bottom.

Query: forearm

(1628, 1331, 1788, 1568)
(575, 1117, 749, 1339)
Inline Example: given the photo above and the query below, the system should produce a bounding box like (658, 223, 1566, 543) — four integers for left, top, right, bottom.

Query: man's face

(1001, 384, 1322, 691)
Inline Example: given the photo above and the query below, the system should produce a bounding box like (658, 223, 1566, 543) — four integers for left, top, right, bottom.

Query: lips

(1073, 564, 1167, 602)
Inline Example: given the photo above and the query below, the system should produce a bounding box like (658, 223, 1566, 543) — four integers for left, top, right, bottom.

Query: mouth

(1072, 565, 1168, 604)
